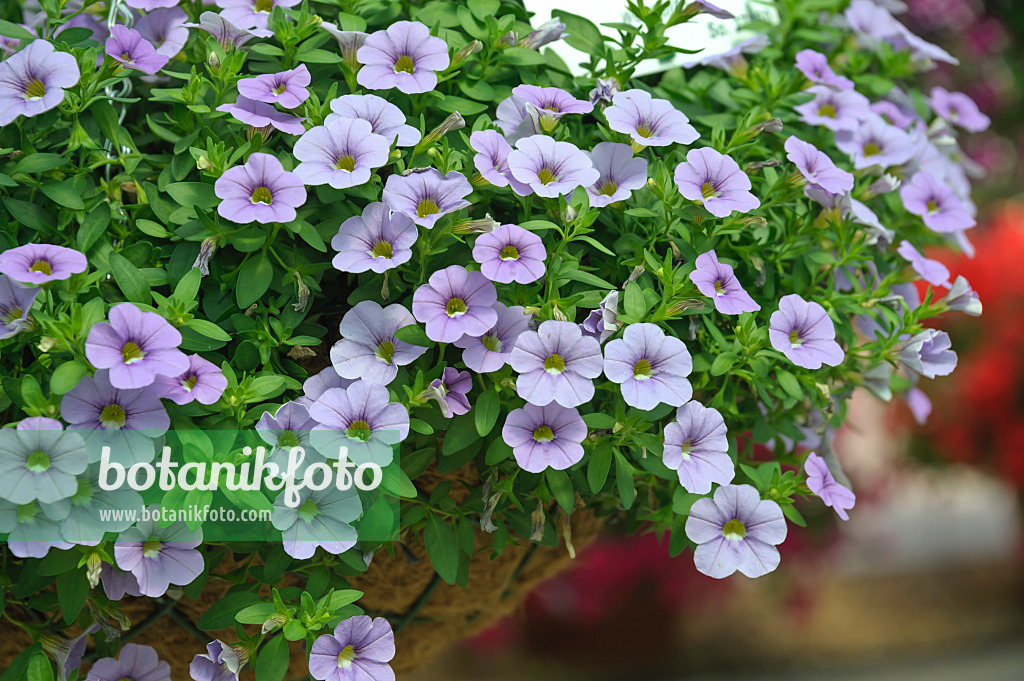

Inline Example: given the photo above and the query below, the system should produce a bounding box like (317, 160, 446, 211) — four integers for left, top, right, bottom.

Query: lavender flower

(519, 18, 566, 50)
(426, 368, 472, 417)
(871, 100, 917, 129)
(580, 291, 620, 343)
(898, 329, 957, 379)
(0, 275, 38, 339)
(136, 7, 189, 59)
(326, 93, 421, 146)
(0, 500, 72, 558)
(356, 20, 450, 94)
(769, 294, 844, 369)
(87, 643, 170, 681)
(0, 243, 87, 284)
(784, 136, 854, 194)
(238, 64, 310, 109)
(215, 0, 300, 35)
(663, 401, 734, 494)
(472, 224, 546, 284)
(17, 417, 62, 431)
(469, 130, 531, 194)
(293, 118, 390, 189)
(41, 466, 143, 543)
(689, 1, 735, 19)
(509, 320, 603, 408)
(794, 49, 853, 90)
(511, 84, 592, 131)
(114, 507, 203, 596)
(216, 96, 306, 135)
(215, 152, 307, 224)
(257, 401, 317, 453)
(589, 77, 619, 106)
(126, 0, 180, 8)
(453, 303, 531, 373)
(309, 381, 409, 466)
(502, 403, 586, 473)
(330, 301, 427, 384)
(189, 640, 240, 681)
(897, 240, 951, 287)
(61, 370, 170, 432)
(331, 202, 417, 274)
(584, 142, 648, 207)
(905, 386, 932, 425)
(930, 86, 989, 133)
(835, 115, 915, 169)
(308, 617, 395, 681)
(943, 275, 982, 316)
(604, 321, 694, 410)
(412, 265, 498, 342)
(153, 354, 228, 405)
(301, 368, 354, 409)
(804, 452, 856, 521)
(495, 95, 541, 145)
(0, 40, 80, 127)
(674, 147, 760, 218)
(85, 303, 190, 390)
(899, 171, 976, 233)
(105, 25, 169, 75)
(689, 250, 760, 315)
(382, 168, 472, 229)
(185, 12, 254, 50)
(794, 85, 870, 131)
(506, 135, 599, 198)
(272, 486, 360, 559)
(603, 89, 699, 148)
(685, 483, 787, 579)
(0, 427, 87, 504)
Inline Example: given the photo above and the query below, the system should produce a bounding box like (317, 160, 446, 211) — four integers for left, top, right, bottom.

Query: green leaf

(501, 47, 549, 65)
(197, 591, 263, 630)
(425, 513, 459, 584)
(587, 442, 612, 493)
(296, 48, 342, 63)
(14, 153, 66, 175)
(3, 197, 51, 231)
(174, 267, 202, 302)
(57, 569, 88, 625)
(25, 649, 54, 681)
(553, 10, 605, 54)
(236, 254, 273, 308)
(710, 353, 737, 376)
(614, 450, 635, 509)
(442, 413, 480, 456)
(394, 323, 431, 347)
(78, 201, 111, 252)
(468, 0, 499, 20)
(546, 469, 575, 513)
(623, 281, 645, 317)
(109, 252, 152, 304)
(0, 643, 40, 681)
(559, 268, 615, 289)
(474, 390, 500, 437)
(167, 182, 219, 210)
(50, 360, 88, 396)
(0, 20, 36, 42)
(575, 235, 616, 256)
(582, 413, 615, 429)
(136, 219, 171, 238)
(235, 602, 277, 625)
(777, 370, 803, 400)
(37, 178, 83, 210)
(254, 633, 289, 681)
(186, 318, 232, 341)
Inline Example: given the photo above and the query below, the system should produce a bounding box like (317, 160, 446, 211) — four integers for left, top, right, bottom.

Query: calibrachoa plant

(0, 0, 988, 678)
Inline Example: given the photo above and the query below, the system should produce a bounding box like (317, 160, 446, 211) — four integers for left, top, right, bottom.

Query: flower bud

(421, 112, 465, 146)
(499, 31, 518, 47)
(261, 614, 289, 635)
(452, 40, 483, 67)
(519, 19, 566, 50)
(192, 238, 218, 276)
(745, 158, 782, 173)
(207, 50, 221, 70)
(746, 118, 783, 135)
(589, 77, 620, 107)
(530, 500, 546, 542)
(562, 204, 578, 224)
(292, 272, 310, 312)
(86, 551, 103, 588)
(452, 215, 499, 234)
(322, 25, 368, 72)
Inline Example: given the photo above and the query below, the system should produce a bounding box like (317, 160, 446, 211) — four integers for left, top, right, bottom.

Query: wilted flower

(472, 224, 546, 284)
(153, 354, 228, 405)
(584, 141, 648, 207)
(189, 640, 240, 681)
(784, 136, 854, 194)
(238, 64, 311, 109)
(412, 265, 498, 342)
(136, 7, 190, 59)
(769, 294, 844, 369)
(519, 18, 566, 50)
(674, 147, 760, 218)
(0, 275, 37, 339)
(215, 152, 307, 224)
(0, 243, 87, 285)
(580, 290, 620, 343)
(185, 12, 255, 50)
(899, 171, 976, 233)
(326, 93, 421, 147)
(105, 25, 170, 75)
(330, 301, 427, 384)
(506, 135, 599, 198)
(794, 49, 853, 90)
(216, 95, 306, 135)
(804, 452, 856, 521)
(357, 20, 450, 94)
(0, 427, 88, 504)
(454, 303, 531, 373)
(382, 168, 472, 229)
(685, 484, 787, 578)
(689, 250, 760, 315)
(331, 202, 417, 274)
(794, 85, 871, 131)
(604, 89, 699, 148)
(426, 367, 472, 417)
(114, 507, 204, 596)
(294, 118, 390, 189)
(896, 240, 951, 287)
(309, 617, 396, 681)
(929, 86, 990, 133)
(0, 40, 80, 127)
(503, 403, 586, 472)
(85, 303, 190, 390)
(510, 320, 603, 408)
(604, 323, 693, 410)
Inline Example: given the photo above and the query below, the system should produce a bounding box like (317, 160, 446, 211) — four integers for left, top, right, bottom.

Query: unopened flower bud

(666, 299, 704, 316)
(739, 215, 767, 228)
(626, 264, 645, 283)
(530, 500, 546, 542)
(37, 336, 59, 352)
(499, 31, 518, 47)
(452, 40, 483, 66)
(290, 272, 310, 312)
(380, 271, 390, 301)
(560, 514, 576, 559)
(519, 19, 566, 50)
(863, 173, 901, 198)
(589, 77, 620, 107)
(745, 158, 781, 173)
(452, 215, 499, 234)
(747, 118, 783, 135)
(207, 50, 221, 70)
(261, 614, 289, 635)
(669, 241, 683, 262)
(499, 377, 517, 392)
(422, 112, 465, 146)
(86, 552, 103, 588)
(196, 154, 213, 171)
(551, 307, 568, 321)
(192, 238, 218, 276)
(562, 205, 578, 224)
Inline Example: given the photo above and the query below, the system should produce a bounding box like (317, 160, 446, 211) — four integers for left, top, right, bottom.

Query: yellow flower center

(446, 298, 467, 317)
(278, 430, 300, 448)
(632, 359, 652, 379)
(337, 644, 357, 669)
(182, 374, 198, 391)
(532, 425, 554, 442)
(120, 52, 132, 61)
(722, 518, 747, 540)
(4, 306, 23, 324)
(598, 181, 618, 196)
(416, 199, 439, 218)
(335, 155, 356, 172)
(537, 168, 557, 185)
(26, 450, 50, 472)
(789, 329, 803, 347)
(375, 340, 395, 365)
(499, 245, 519, 261)
(142, 538, 163, 557)
(273, 82, 287, 95)
(481, 334, 501, 352)
(394, 55, 415, 73)
(100, 403, 127, 430)
(543, 353, 565, 374)
(701, 182, 717, 199)
(29, 260, 52, 275)
(818, 103, 837, 118)
(255, 0, 274, 12)
(635, 124, 652, 138)
(713, 280, 725, 295)
(251, 186, 273, 204)
(346, 420, 372, 441)
(926, 199, 939, 213)
(121, 341, 145, 364)
(371, 240, 393, 258)
(863, 142, 881, 157)
(23, 79, 46, 100)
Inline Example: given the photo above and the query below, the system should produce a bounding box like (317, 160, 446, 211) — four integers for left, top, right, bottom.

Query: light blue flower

(0, 499, 73, 558)
(41, 465, 144, 543)
(272, 486, 361, 559)
(0, 427, 88, 504)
